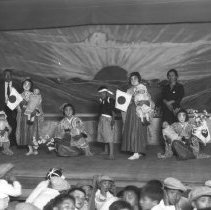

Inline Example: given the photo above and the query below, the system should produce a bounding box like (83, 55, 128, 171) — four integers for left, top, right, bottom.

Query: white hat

(189, 186, 211, 202)
(164, 177, 186, 192)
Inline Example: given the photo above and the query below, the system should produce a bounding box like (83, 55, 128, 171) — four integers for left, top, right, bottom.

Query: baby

(0, 111, 13, 155)
(162, 121, 181, 144)
(134, 83, 154, 123)
(24, 88, 42, 122)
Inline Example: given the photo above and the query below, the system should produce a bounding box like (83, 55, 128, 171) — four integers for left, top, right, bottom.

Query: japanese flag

(115, 89, 132, 112)
(7, 88, 23, 110)
(192, 120, 211, 145)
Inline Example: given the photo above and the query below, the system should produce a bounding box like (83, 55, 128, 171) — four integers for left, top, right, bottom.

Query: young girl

(160, 109, 210, 160)
(97, 86, 116, 160)
(54, 103, 93, 157)
(0, 111, 13, 155)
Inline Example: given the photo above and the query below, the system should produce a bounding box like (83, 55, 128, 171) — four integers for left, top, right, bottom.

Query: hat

(163, 177, 186, 192)
(46, 168, 65, 180)
(189, 186, 211, 202)
(205, 180, 211, 188)
(97, 86, 114, 95)
(0, 163, 14, 178)
(15, 203, 40, 210)
(97, 175, 114, 185)
(50, 177, 71, 191)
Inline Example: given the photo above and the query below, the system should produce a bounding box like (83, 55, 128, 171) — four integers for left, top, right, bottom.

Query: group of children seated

(1, 163, 211, 210)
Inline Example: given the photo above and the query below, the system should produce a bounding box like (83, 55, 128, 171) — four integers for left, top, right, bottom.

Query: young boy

(95, 175, 115, 210)
(140, 185, 174, 210)
(97, 86, 116, 160)
(189, 186, 211, 210)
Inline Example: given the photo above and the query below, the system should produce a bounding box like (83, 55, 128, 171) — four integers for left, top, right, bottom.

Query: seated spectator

(68, 187, 88, 210)
(26, 176, 70, 210)
(163, 177, 192, 210)
(43, 193, 75, 210)
(95, 175, 115, 210)
(109, 200, 133, 210)
(189, 186, 211, 210)
(122, 185, 140, 210)
(139, 184, 168, 210)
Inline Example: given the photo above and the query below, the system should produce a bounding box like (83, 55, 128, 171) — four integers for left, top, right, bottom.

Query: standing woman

(16, 78, 43, 155)
(122, 72, 151, 160)
(162, 69, 184, 124)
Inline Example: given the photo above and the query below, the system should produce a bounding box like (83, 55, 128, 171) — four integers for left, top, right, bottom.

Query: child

(140, 185, 174, 210)
(95, 175, 115, 210)
(134, 83, 154, 124)
(24, 88, 42, 123)
(0, 111, 13, 155)
(189, 186, 211, 210)
(97, 86, 116, 160)
(55, 103, 93, 157)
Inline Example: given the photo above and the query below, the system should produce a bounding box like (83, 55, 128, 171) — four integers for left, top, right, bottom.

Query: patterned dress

(54, 116, 89, 156)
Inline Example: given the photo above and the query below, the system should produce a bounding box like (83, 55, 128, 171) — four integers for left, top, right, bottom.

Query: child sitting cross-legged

(140, 185, 175, 210)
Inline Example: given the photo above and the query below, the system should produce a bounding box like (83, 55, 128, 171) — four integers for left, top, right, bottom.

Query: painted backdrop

(0, 24, 211, 113)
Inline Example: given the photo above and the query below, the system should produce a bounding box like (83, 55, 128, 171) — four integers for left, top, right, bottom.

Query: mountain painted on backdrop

(1, 71, 210, 113)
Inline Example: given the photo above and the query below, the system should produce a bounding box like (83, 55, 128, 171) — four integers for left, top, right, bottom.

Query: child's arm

(5, 121, 12, 136)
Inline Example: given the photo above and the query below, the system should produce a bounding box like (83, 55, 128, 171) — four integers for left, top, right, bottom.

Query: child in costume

(24, 88, 42, 123)
(134, 83, 154, 124)
(54, 103, 93, 157)
(95, 175, 115, 210)
(97, 86, 116, 160)
(0, 111, 13, 155)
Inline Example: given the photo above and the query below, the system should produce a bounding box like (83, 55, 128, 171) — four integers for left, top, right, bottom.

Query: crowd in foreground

(1, 164, 211, 210)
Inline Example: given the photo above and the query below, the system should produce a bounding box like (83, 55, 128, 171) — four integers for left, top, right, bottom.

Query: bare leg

(2, 142, 13, 156)
(108, 143, 114, 160)
(84, 146, 93, 156)
(26, 145, 34, 156)
(100, 144, 109, 155)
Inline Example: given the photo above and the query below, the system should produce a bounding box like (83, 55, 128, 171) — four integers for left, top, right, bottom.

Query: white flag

(7, 88, 23, 110)
(115, 89, 132, 112)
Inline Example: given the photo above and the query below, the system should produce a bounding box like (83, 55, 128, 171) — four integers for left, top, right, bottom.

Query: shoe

(26, 150, 34, 156)
(128, 153, 140, 160)
(33, 150, 38, 155)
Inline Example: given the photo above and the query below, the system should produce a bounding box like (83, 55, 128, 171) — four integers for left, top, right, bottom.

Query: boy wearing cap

(97, 86, 116, 160)
(163, 177, 192, 210)
(189, 186, 211, 210)
(95, 175, 115, 210)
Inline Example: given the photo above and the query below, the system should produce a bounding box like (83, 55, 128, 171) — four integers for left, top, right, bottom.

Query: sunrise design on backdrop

(0, 24, 211, 114)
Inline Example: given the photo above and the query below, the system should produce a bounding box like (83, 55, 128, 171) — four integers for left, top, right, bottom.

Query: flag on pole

(115, 89, 132, 112)
(7, 87, 23, 110)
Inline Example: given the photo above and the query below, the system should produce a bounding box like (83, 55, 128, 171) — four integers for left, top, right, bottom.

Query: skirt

(121, 102, 147, 154)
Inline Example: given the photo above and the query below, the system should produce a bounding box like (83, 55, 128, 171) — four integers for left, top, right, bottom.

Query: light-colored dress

(54, 116, 89, 156)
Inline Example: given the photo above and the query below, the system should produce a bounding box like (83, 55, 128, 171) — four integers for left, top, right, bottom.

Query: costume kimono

(54, 116, 89, 157)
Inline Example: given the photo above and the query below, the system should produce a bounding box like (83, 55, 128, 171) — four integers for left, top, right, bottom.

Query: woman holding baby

(121, 72, 154, 160)
(16, 78, 43, 155)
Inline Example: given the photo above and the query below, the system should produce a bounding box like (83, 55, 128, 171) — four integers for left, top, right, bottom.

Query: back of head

(109, 200, 132, 210)
(141, 185, 164, 203)
(145, 180, 163, 190)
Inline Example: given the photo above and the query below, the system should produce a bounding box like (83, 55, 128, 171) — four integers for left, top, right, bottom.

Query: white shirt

(95, 189, 114, 210)
(26, 180, 59, 210)
(0, 179, 22, 198)
(152, 200, 175, 210)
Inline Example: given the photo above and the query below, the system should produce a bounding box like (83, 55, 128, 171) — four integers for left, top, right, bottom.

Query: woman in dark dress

(162, 69, 184, 124)
(121, 72, 153, 160)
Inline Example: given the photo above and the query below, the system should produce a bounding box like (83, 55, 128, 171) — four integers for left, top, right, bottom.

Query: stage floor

(1, 145, 211, 190)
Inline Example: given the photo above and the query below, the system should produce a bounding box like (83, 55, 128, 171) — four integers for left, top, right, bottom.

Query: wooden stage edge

(1, 144, 211, 192)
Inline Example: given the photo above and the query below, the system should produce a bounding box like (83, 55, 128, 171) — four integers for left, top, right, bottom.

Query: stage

(1, 144, 211, 199)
